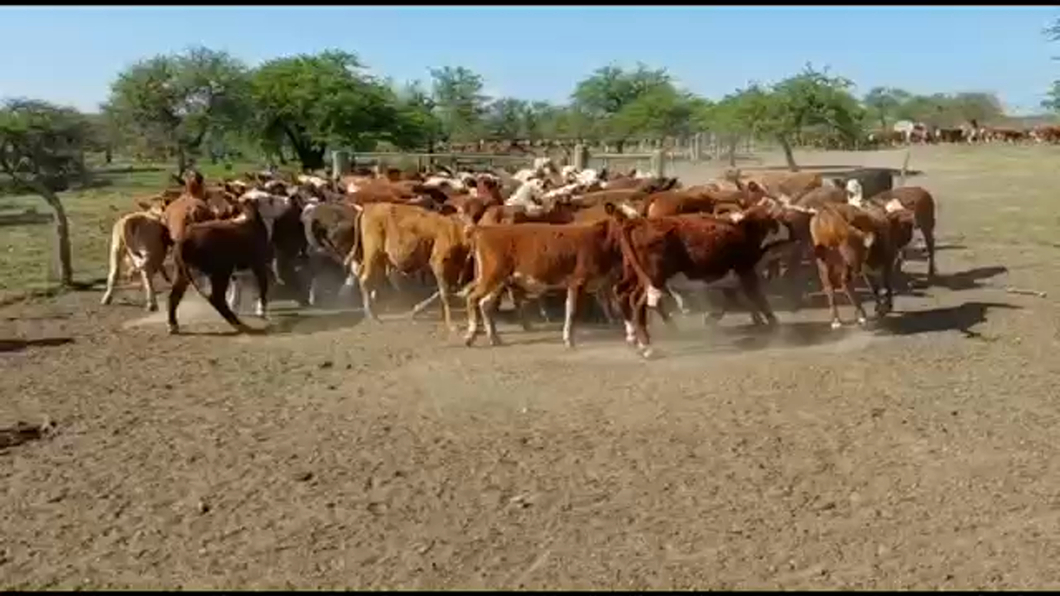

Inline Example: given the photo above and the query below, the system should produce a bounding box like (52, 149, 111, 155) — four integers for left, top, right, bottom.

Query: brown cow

(642, 183, 767, 218)
(608, 203, 794, 357)
(100, 211, 171, 311)
(865, 186, 937, 280)
(737, 170, 823, 202)
(161, 170, 223, 244)
(808, 202, 912, 329)
(461, 217, 629, 348)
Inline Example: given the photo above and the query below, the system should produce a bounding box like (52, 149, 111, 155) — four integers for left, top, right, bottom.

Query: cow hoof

(830, 320, 843, 330)
(167, 324, 180, 335)
(564, 341, 575, 350)
(639, 347, 656, 360)
(100, 295, 112, 306)
(856, 316, 868, 327)
(146, 303, 159, 313)
(488, 336, 503, 347)
(463, 334, 477, 347)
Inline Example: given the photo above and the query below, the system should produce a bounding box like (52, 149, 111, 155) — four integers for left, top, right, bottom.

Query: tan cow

(347, 203, 473, 332)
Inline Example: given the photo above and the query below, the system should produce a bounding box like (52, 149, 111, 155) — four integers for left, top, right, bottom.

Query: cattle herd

(101, 157, 937, 358)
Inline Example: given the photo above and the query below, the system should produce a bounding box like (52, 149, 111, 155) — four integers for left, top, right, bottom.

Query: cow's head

(845, 179, 864, 207)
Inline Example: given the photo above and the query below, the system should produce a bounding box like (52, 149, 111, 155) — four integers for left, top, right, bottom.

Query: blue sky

(1, 6, 1057, 115)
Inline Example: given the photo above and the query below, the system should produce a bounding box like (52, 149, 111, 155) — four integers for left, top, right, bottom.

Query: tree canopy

(5, 45, 1036, 173)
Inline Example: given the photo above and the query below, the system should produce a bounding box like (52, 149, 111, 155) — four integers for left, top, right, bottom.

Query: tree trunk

(176, 148, 188, 174)
(777, 134, 799, 172)
(727, 135, 738, 167)
(615, 139, 625, 154)
(104, 147, 113, 164)
(35, 185, 73, 287)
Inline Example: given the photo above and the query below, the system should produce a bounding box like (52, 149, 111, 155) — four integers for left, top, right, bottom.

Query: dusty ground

(2, 146, 1060, 589)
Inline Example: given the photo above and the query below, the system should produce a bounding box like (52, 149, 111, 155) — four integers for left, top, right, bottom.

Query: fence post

(650, 149, 664, 178)
(573, 143, 589, 170)
(331, 150, 350, 180)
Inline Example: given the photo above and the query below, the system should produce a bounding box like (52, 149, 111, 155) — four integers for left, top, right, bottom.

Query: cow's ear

(137, 200, 152, 210)
(603, 202, 617, 216)
(747, 181, 762, 193)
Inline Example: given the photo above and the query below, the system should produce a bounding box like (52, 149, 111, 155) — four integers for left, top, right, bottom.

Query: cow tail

(173, 241, 210, 300)
(341, 208, 366, 276)
(106, 217, 128, 283)
(613, 222, 663, 307)
(455, 223, 480, 299)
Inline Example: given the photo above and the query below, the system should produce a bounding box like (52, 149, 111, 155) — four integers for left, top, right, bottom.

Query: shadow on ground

(0, 337, 74, 353)
(876, 301, 1020, 339)
(267, 310, 367, 335)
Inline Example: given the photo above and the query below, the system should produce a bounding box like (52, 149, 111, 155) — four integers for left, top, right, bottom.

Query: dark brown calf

(867, 186, 937, 280)
(167, 192, 291, 335)
(608, 203, 794, 357)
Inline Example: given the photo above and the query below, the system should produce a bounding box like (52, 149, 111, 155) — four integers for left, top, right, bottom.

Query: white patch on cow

(645, 285, 666, 308)
(296, 174, 329, 188)
(575, 168, 600, 186)
(623, 320, 638, 345)
(346, 182, 362, 194)
(884, 198, 905, 214)
(513, 169, 536, 183)
(862, 231, 876, 250)
(728, 211, 746, 223)
(633, 169, 654, 180)
(617, 202, 640, 219)
(561, 165, 578, 181)
(506, 179, 545, 208)
(532, 157, 552, 172)
(845, 179, 864, 207)
(777, 193, 794, 206)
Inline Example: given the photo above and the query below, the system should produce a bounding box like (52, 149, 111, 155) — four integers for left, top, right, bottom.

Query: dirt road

(2, 147, 1060, 589)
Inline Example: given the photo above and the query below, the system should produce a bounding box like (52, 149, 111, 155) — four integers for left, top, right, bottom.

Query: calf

(609, 203, 793, 357)
(100, 211, 171, 311)
(865, 186, 937, 280)
(461, 218, 628, 348)
(841, 169, 895, 207)
(808, 202, 911, 329)
(348, 203, 473, 331)
(166, 191, 291, 335)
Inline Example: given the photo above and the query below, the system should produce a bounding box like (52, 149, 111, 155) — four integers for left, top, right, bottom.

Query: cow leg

(166, 271, 191, 335)
(226, 276, 242, 313)
(667, 284, 691, 315)
(594, 287, 617, 326)
(252, 262, 270, 319)
(207, 273, 255, 334)
(840, 268, 869, 327)
(480, 288, 506, 346)
(737, 271, 777, 328)
(430, 265, 457, 334)
(408, 290, 442, 320)
(506, 286, 534, 331)
(562, 285, 582, 349)
(356, 254, 384, 322)
(815, 257, 844, 330)
(277, 254, 309, 308)
(140, 266, 158, 312)
(922, 225, 937, 282)
(633, 291, 654, 358)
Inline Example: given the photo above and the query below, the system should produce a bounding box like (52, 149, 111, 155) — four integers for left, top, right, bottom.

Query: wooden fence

(331, 132, 763, 180)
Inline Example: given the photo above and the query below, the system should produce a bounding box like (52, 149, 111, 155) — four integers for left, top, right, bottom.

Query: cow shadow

(875, 301, 1020, 339)
(0, 337, 74, 353)
(654, 320, 867, 358)
(926, 265, 1008, 291)
(266, 309, 366, 336)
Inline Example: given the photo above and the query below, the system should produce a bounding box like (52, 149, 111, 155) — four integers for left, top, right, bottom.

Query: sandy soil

(2, 146, 1060, 589)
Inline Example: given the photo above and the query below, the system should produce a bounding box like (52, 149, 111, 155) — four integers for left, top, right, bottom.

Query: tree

(429, 66, 490, 144)
(863, 87, 911, 130)
(571, 63, 674, 151)
(104, 46, 251, 172)
(390, 80, 444, 152)
(483, 97, 527, 143)
(250, 50, 398, 169)
(754, 65, 866, 170)
(0, 99, 91, 287)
